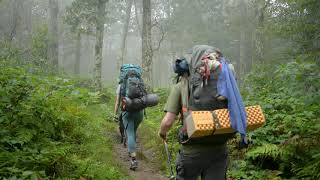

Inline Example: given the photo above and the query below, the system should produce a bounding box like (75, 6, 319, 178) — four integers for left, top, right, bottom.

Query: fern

(294, 152, 320, 179)
(246, 143, 293, 161)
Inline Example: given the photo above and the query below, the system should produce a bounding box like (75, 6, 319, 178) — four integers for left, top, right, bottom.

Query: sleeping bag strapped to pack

(119, 64, 159, 112)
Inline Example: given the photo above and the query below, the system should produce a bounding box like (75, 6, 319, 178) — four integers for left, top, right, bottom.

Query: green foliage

(269, 0, 320, 58)
(0, 62, 129, 179)
(137, 88, 180, 176)
(30, 25, 49, 69)
(246, 143, 293, 164)
(64, 0, 124, 35)
(228, 159, 283, 180)
(0, 25, 51, 73)
(0, 41, 22, 63)
(294, 152, 320, 180)
(228, 59, 320, 179)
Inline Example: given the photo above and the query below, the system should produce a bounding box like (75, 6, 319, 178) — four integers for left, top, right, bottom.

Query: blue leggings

(122, 111, 143, 153)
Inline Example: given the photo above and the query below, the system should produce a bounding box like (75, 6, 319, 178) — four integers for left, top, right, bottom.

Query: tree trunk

(254, 0, 267, 64)
(134, 0, 142, 36)
(93, 0, 107, 92)
(75, 31, 81, 75)
(7, 0, 20, 42)
(25, 0, 32, 39)
(142, 0, 152, 87)
(118, 0, 133, 70)
(239, 0, 247, 82)
(48, 0, 59, 71)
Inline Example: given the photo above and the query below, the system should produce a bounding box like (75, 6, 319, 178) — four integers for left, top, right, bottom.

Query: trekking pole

(163, 141, 175, 180)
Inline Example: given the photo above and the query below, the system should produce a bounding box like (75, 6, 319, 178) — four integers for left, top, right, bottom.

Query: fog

(0, 0, 317, 89)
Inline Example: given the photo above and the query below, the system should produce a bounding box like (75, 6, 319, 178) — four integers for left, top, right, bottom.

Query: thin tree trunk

(48, 0, 59, 71)
(93, 0, 107, 92)
(142, 0, 152, 87)
(134, 0, 142, 36)
(239, 0, 247, 82)
(7, 0, 20, 42)
(118, 0, 133, 70)
(254, 0, 268, 64)
(25, 0, 32, 38)
(75, 31, 81, 75)
(24, 0, 33, 62)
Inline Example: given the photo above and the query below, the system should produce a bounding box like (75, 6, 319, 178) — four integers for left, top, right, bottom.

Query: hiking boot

(129, 158, 138, 171)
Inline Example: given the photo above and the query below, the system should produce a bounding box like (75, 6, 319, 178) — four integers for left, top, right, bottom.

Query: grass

(137, 88, 180, 176)
(80, 103, 133, 180)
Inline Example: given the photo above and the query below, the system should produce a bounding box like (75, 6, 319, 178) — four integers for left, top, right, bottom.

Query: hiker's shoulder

(168, 79, 188, 97)
(166, 83, 182, 103)
(169, 81, 184, 92)
(164, 83, 183, 114)
(175, 77, 188, 89)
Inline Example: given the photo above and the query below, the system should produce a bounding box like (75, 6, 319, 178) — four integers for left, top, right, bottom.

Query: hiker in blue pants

(114, 64, 147, 171)
(115, 84, 144, 170)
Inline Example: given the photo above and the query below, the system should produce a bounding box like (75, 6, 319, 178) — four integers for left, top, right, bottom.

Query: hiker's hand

(158, 131, 167, 141)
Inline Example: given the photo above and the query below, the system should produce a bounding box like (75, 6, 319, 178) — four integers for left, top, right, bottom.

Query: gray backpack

(180, 45, 235, 145)
(188, 45, 228, 111)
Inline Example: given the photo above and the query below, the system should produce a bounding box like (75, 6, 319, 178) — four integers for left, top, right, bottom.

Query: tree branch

(152, 21, 166, 53)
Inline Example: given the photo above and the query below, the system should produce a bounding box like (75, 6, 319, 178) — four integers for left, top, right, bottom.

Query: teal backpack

(119, 64, 146, 100)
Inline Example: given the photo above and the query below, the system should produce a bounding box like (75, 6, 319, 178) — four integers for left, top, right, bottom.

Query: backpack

(188, 45, 228, 111)
(119, 64, 147, 111)
(180, 45, 236, 145)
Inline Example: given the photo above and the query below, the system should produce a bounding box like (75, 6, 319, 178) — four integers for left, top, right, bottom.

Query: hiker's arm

(159, 112, 177, 140)
(159, 83, 181, 140)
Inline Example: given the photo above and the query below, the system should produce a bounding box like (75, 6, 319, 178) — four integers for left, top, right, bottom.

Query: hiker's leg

(123, 112, 142, 170)
(133, 110, 144, 133)
(201, 147, 228, 180)
(175, 150, 202, 180)
(118, 113, 125, 142)
(122, 112, 137, 154)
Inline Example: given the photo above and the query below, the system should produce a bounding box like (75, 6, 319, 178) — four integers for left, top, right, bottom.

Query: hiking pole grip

(164, 141, 175, 180)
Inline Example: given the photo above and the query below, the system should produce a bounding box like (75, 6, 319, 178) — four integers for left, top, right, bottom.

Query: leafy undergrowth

(0, 62, 130, 179)
(227, 60, 320, 179)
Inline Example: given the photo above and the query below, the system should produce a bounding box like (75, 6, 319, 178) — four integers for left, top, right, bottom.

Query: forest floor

(107, 130, 169, 180)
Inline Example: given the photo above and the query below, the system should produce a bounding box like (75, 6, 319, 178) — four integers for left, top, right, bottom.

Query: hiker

(114, 64, 146, 171)
(159, 45, 243, 180)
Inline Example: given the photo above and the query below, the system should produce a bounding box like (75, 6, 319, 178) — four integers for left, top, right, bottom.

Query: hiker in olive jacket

(159, 46, 236, 180)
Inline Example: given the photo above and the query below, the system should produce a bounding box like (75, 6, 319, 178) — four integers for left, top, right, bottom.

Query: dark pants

(175, 145, 228, 180)
(118, 113, 125, 139)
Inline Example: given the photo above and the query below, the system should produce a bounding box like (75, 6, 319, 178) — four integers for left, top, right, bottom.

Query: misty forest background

(0, 0, 319, 179)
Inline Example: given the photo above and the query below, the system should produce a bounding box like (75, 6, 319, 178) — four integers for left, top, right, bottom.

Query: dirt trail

(110, 132, 169, 180)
